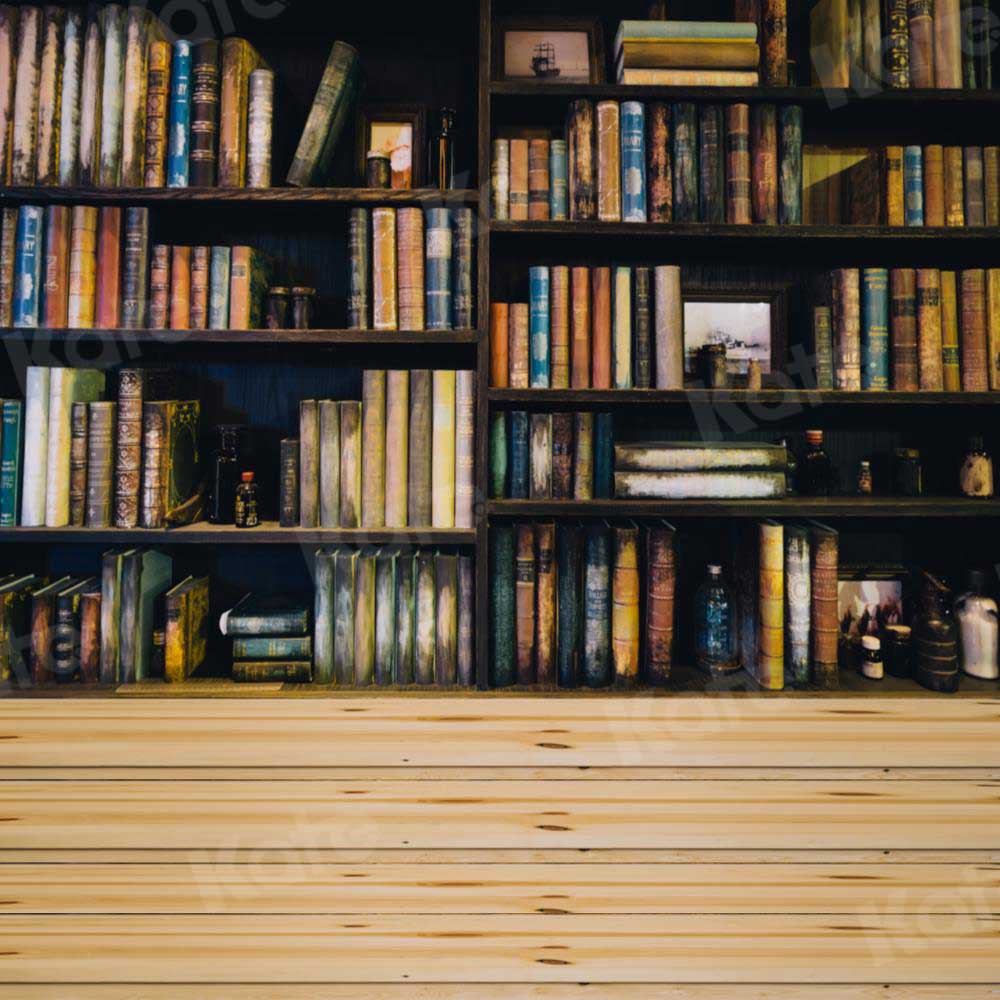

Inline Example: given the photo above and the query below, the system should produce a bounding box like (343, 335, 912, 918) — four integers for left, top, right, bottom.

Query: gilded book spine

(596, 100, 621, 221)
(515, 522, 535, 685)
(11, 5, 41, 185)
(861, 267, 890, 390)
(528, 137, 550, 220)
(941, 270, 961, 391)
(67, 206, 98, 329)
(582, 525, 611, 688)
(34, 5, 65, 187)
(279, 438, 299, 527)
(166, 39, 192, 188)
(725, 103, 751, 224)
(550, 411, 573, 500)
(647, 102, 672, 223)
(566, 99, 595, 221)
(490, 302, 509, 388)
(698, 104, 723, 224)
(407, 370, 432, 525)
(988, 269, 1000, 390)
(143, 40, 171, 187)
(778, 105, 802, 225)
(646, 525, 675, 684)
(361, 369, 386, 529)
(923, 144, 944, 225)
(120, 6, 150, 187)
(246, 67, 273, 188)
(78, 5, 103, 188)
(94, 207, 122, 329)
(964, 146, 985, 226)
(671, 102, 697, 222)
(121, 207, 148, 329)
(42, 206, 71, 328)
(762, 0, 788, 84)
(751, 103, 778, 225)
(372, 207, 397, 331)
(885, 146, 904, 225)
(509, 411, 528, 499)
(916, 267, 943, 390)
(529, 266, 550, 388)
(139, 401, 165, 528)
(654, 265, 683, 390)
(113, 368, 143, 528)
(396, 207, 424, 330)
(556, 523, 580, 687)
(431, 368, 456, 528)
(338, 400, 361, 529)
(451, 207, 474, 330)
(169, 245, 191, 329)
(985, 147, 1000, 227)
(570, 266, 591, 388)
(944, 146, 964, 226)
(508, 138, 528, 221)
(907, 0, 935, 86)
(810, 526, 839, 688)
(814, 305, 834, 390)
(611, 525, 640, 686)
(454, 369, 474, 529)
(69, 402, 88, 526)
(149, 243, 170, 328)
(509, 302, 529, 389)
(13, 205, 44, 328)
(634, 266, 652, 389)
(348, 208, 369, 329)
(535, 522, 556, 686)
(757, 520, 784, 690)
(208, 245, 230, 328)
(960, 268, 988, 391)
(384, 370, 409, 528)
(785, 526, 811, 686)
(98, 3, 126, 187)
(190, 245, 209, 328)
(550, 265, 570, 389)
(490, 138, 509, 220)
(0, 6, 17, 184)
(0, 398, 23, 527)
(0, 207, 15, 327)
(890, 268, 919, 390)
(189, 40, 220, 187)
(833, 267, 861, 390)
(591, 267, 612, 389)
(425, 207, 452, 331)
(298, 399, 319, 528)
(885, 0, 910, 87)
(573, 411, 594, 500)
(84, 400, 115, 527)
(218, 37, 251, 187)
(549, 139, 568, 220)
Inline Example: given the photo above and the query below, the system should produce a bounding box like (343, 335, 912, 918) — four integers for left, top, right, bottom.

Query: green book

(393, 547, 415, 685)
(556, 523, 581, 688)
(333, 549, 356, 686)
(208, 246, 232, 330)
(119, 549, 172, 684)
(582, 524, 611, 688)
(0, 574, 39, 686)
(100, 548, 135, 685)
(0, 399, 22, 526)
(232, 636, 314, 660)
(374, 547, 396, 686)
(353, 547, 376, 686)
(220, 593, 310, 636)
(434, 552, 458, 687)
(233, 660, 313, 683)
(312, 548, 335, 683)
(490, 523, 516, 688)
(413, 549, 436, 685)
(489, 411, 508, 499)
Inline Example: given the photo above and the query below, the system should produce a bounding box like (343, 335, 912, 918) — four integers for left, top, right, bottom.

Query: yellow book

(219, 37, 267, 187)
(164, 576, 190, 683)
(758, 519, 784, 690)
(940, 271, 961, 392)
(987, 269, 1000, 391)
(611, 525, 640, 685)
(360, 369, 386, 529)
(67, 205, 98, 329)
(384, 370, 409, 528)
(430, 369, 456, 528)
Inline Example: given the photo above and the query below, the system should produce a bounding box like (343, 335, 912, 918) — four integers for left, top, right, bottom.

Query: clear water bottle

(694, 564, 738, 676)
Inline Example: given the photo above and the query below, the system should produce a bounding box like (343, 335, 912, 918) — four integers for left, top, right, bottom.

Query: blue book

(167, 40, 193, 188)
(0, 399, 23, 526)
(508, 410, 529, 499)
(12, 206, 43, 329)
(549, 139, 568, 220)
(581, 524, 611, 688)
(425, 207, 453, 330)
(671, 103, 698, 223)
(529, 265, 550, 387)
(594, 412, 614, 499)
(620, 101, 647, 222)
(778, 105, 803, 225)
(903, 145, 924, 226)
(208, 246, 231, 329)
(861, 268, 890, 391)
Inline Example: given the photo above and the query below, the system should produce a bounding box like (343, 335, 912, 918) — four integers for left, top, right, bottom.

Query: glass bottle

(429, 107, 456, 190)
(856, 459, 873, 495)
(954, 569, 999, 680)
(209, 424, 244, 524)
(959, 435, 994, 498)
(694, 564, 738, 675)
(779, 437, 797, 494)
(234, 471, 260, 528)
(799, 429, 832, 496)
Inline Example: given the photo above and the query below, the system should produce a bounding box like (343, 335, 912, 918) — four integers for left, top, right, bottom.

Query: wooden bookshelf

(0, 327, 482, 346)
(0, 186, 480, 205)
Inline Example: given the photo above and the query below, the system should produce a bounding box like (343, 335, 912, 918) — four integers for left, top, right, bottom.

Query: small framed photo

(682, 288, 788, 383)
(837, 568, 908, 640)
(356, 104, 426, 189)
(494, 17, 605, 85)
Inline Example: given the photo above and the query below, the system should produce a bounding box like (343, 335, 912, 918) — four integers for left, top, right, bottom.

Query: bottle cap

(707, 563, 722, 575)
(859, 460, 871, 469)
(241, 471, 254, 482)
(366, 150, 391, 161)
(806, 429, 823, 446)
(862, 634, 881, 651)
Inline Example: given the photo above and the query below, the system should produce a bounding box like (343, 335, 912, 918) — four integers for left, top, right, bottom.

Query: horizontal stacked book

(295, 369, 475, 530)
(490, 265, 684, 390)
(492, 100, 802, 226)
(221, 593, 312, 683)
(314, 547, 474, 687)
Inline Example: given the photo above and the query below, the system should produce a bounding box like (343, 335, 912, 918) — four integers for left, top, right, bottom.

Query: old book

(555, 523, 581, 688)
(360, 369, 387, 528)
(490, 302, 509, 388)
(756, 520, 784, 689)
(318, 400, 340, 529)
(190, 246, 209, 328)
(528, 138, 550, 220)
(434, 552, 458, 687)
(97, 3, 126, 186)
(84, 401, 115, 527)
(833, 267, 861, 390)
(347, 207, 369, 329)
(784, 525, 811, 687)
(509, 411, 529, 499)
(987, 269, 1000, 391)
(533, 522, 556, 687)
(619, 68, 759, 84)
(529, 266, 550, 388)
(751, 103, 778, 225)
(916, 267, 944, 390)
(591, 267, 612, 389)
(778, 105, 802, 225)
(612, 266, 632, 390)
(491, 523, 516, 687)
(615, 470, 786, 499)
(372, 207, 397, 330)
(111, 203, 143, 325)
(698, 104, 723, 224)
(671, 102, 697, 222)
(286, 40, 361, 187)
(529, 412, 552, 500)
(890, 268, 919, 390)
(121, 6, 156, 187)
(582, 524, 611, 688)
(42, 206, 71, 328)
(55, 580, 93, 684)
(407, 371, 432, 525)
(569, 267, 591, 388)
(490, 138, 509, 220)
(218, 37, 267, 187)
(11, 5, 42, 184)
(374, 548, 397, 686)
(279, 438, 299, 528)
(228, 245, 270, 329)
(34, 5, 65, 186)
(596, 100, 621, 221)
(413, 550, 435, 685)
(0, 399, 23, 527)
(922, 144, 945, 226)
(298, 399, 319, 528)
(20, 367, 51, 526)
(611, 525, 640, 687)
(549, 139, 568, 220)
(489, 412, 507, 499)
(139, 400, 199, 529)
(813, 305, 834, 390)
(810, 0, 849, 86)
(67, 206, 98, 328)
(452, 211, 474, 332)
(944, 146, 964, 225)
(119, 549, 172, 683)
(220, 593, 309, 637)
(861, 0, 883, 80)
(514, 522, 536, 685)
(0, 575, 38, 684)
(551, 412, 573, 500)
(457, 555, 474, 687)
(332, 549, 356, 685)
(960, 268, 988, 391)
(0, 206, 16, 326)
(985, 147, 1000, 227)
(431, 369, 456, 528)
(149, 251, 172, 331)
(169, 245, 191, 329)
(233, 661, 312, 683)
(509, 302, 530, 389)
(941, 270, 961, 391)
(79, 582, 101, 684)
(594, 413, 614, 500)
(352, 548, 375, 686)
(0, 6, 17, 184)
(339, 400, 361, 529)
(964, 146, 985, 226)
(573, 412, 594, 500)
(634, 266, 652, 388)
(113, 369, 146, 529)
(616, 442, 787, 472)
(645, 522, 676, 684)
(934, 0, 962, 87)
(885, 146, 904, 225)
(164, 575, 209, 683)
(508, 138, 528, 221)
(298, 559, 331, 669)
(566, 99, 595, 221)
(78, 4, 103, 187)
(208, 245, 230, 328)
(908, 0, 935, 85)
(94, 207, 122, 329)
(884, 0, 910, 87)
(31, 576, 73, 685)
(648, 102, 672, 223)
(454, 370, 474, 530)
(143, 39, 171, 186)
(762, 0, 787, 84)
(425, 208, 452, 331)
(99, 548, 129, 684)
(396, 207, 424, 330)
(246, 68, 273, 189)
(654, 266, 683, 390)
(861, 267, 890, 391)
(903, 144, 923, 225)
(550, 266, 570, 389)
(809, 521, 839, 688)
(189, 40, 220, 187)
(726, 103, 751, 224)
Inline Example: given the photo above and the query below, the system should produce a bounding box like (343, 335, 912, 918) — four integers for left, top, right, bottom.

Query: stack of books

(614, 20, 761, 86)
(221, 594, 313, 683)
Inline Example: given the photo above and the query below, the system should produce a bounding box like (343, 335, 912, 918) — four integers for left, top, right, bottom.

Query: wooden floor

(1, 695, 999, 995)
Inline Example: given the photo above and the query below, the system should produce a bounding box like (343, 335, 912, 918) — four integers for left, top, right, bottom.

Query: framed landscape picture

(356, 104, 426, 189)
(494, 17, 605, 84)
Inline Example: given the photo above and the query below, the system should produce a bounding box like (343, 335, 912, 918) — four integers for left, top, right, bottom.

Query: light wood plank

(2, 913, 999, 983)
(2, 779, 998, 850)
(2, 697, 998, 767)
(3, 862, 996, 914)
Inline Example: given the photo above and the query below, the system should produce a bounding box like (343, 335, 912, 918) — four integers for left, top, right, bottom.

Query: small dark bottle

(234, 471, 260, 528)
(209, 424, 244, 524)
(429, 107, 456, 190)
(799, 429, 832, 496)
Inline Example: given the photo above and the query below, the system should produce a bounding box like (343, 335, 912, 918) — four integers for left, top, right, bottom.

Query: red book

(591, 266, 612, 389)
(751, 104, 778, 225)
(490, 302, 509, 388)
(42, 206, 71, 328)
(960, 268, 988, 391)
(570, 266, 591, 388)
(95, 207, 122, 329)
(170, 245, 192, 330)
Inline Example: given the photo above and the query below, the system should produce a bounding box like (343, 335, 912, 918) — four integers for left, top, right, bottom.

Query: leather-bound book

(298, 399, 319, 528)
(279, 438, 299, 528)
(654, 265, 683, 390)
(339, 400, 361, 529)
(397, 207, 425, 330)
(940, 270, 961, 391)
(139, 400, 198, 528)
(813, 305, 834, 389)
(121, 207, 149, 330)
(385, 370, 409, 528)
(318, 399, 340, 529)
(42, 206, 71, 329)
(77, 5, 102, 188)
(634, 266, 652, 389)
(916, 268, 944, 390)
(407, 370, 432, 526)
(489, 411, 507, 499)
(612, 267, 632, 390)
(69, 402, 88, 527)
(611, 525, 640, 688)
(113, 369, 146, 529)
(942, 146, 964, 225)
(331, 549, 356, 684)
(413, 552, 435, 683)
(451, 207, 474, 330)
(551, 412, 573, 500)
(757, 520, 784, 690)
(34, 5, 65, 186)
(0, 207, 17, 326)
(31, 576, 72, 686)
(809, 521, 839, 688)
(348, 207, 369, 329)
(751, 104, 778, 225)
(884, 0, 910, 87)
(528, 138, 550, 220)
(566, 99, 595, 221)
(570, 267, 591, 388)
(934, 0, 962, 87)
(762, 0, 788, 84)
(528, 266, 550, 387)
(0, 7, 18, 184)
(353, 548, 376, 686)
(491, 138, 509, 220)
(490, 523, 516, 688)
(189, 40, 221, 187)
(596, 100, 621, 221)
(120, 6, 155, 187)
(85, 401, 116, 527)
(149, 244, 171, 329)
(890, 268, 919, 390)
(514, 522, 536, 686)
(534, 522, 556, 686)
(228, 245, 271, 329)
(647, 102, 672, 222)
(529, 412, 552, 500)
(582, 524, 611, 688)
(67, 206, 98, 329)
(372, 207, 397, 330)
(907, 0, 935, 86)
(845, 151, 884, 225)
(698, 105, 724, 224)
(430, 369, 456, 528)
(98, 3, 126, 187)
(964, 147, 985, 226)
(509, 411, 528, 499)
(923, 144, 944, 226)
(434, 552, 458, 687)
(885, 146, 904, 225)
(556, 523, 580, 688)
(143, 40, 171, 187)
(246, 67, 273, 189)
(726, 103, 751, 224)
(833, 267, 861, 390)
(454, 370, 474, 530)
(233, 661, 311, 683)
(509, 302, 529, 388)
(620, 102, 646, 222)
(573, 411, 594, 500)
(190, 246, 210, 328)
(169, 245, 191, 330)
(94, 207, 122, 330)
(219, 37, 268, 186)
(208, 245, 230, 328)
(984, 147, 999, 227)
(164, 576, 209, 684)
(785, 524, 811, 687)
(645, 522, 675, 685)
(79, 583, 101, 684)
(11, 6, 41, 185)
(960, 269, 988, 391)
(778, 105, 802, 225)
(394, 551, 415, 686)
(371, 550, 394, 686)
(862, 267, 890, 390)
(550, 139, 568, 220)
(671, 102, 697, 222)
(988, 270, 1000, 390)
(508, 138, 529, 221)
(591, 267, 612, 389)
(54, 577, 95, 683)
(490, 302, 509, 387)
(13, 205, 44, 329)
(550, 265, 570, 389)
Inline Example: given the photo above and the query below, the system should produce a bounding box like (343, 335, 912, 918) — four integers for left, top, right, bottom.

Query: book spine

(11, 5, 41, 185)
(785, 528, 811, 686)
(279, 438, 299, 527)
(318, 399, 340, 528)
(725, 102, 751, 224)
(509, 302, 529, 389)
(833, 267, 861, 390)
(549, 265, 570, 389)
(762, 0, 788, 84)
(232, 661, 312, 683)
(20, 367, 50, 526)
(634, 266, 652, 389)
(646, 525, 675, 684)
(529, 413, 551, 500)
(885, 0, 910, 87)
(425, 208, 452, 331)
(457, 555, 474, 687)
(351, 550, 375, 682)
(143, 40, 171, 187)
(509, 411, 528, 499)
(394, 552, 415, 686)
(698, 104, 723, 224)
(611, 526, 640, 686)
(921, 143, 944, 226)
(528, 138, 550, 221)
(533, 522, 555, 686)
(594, 412, 614, 500)
(508, 138, 528, 221)
(751, 103, 777, 225)
(514, 522, 535, 685)
(617, 19, 759, 40)
(42, 205, 71, 328)
(813, 305, 834, 390)
(413, 550, 435, 685)
(78, 6, 103, 188)
(890, 268, 919, 391)
(934, 0, 962, 87)
(313, 550, 334, 683)
(988, 269, 1000, 391)
(862, 0, 882, 80)
(778, 105, 802, 225)
(490, 524, 515, 687)
(861, 267, 890, 390)
(567, 99, 595, 221)
(757, 521, 784, 690)
(556, 523, 580, 687)
(573, 411, 594, 500)
(371, 207, 397, 330)
(332, 551, 355, 684)
(169, 245, 191, 329)
(612, 267, 632, 390)
(490, 138, 509, 220)
(190, 245, 209, 328)
(119, 6, 149, 187)
(227, 244, 260, 329)
(615, 444, 788, 472)
(454, 369, 475, 529)
(529, 266, 550, 388)
(13, 205, 43, 328)
(34, 6, 65, 187)
(54, 589, 81, 683)
(298, 399, 319, 528)
(620, 68, 761, 85)
(84, 400, 115, 527)
(582, 525, 611, 688)
(226, 606, 310, 636)
(964, 146, 985, 226)
(549, 139, 568, 220)
(373, 552, 395, 687)
(671, 102, 697, 222)
(434, 553, 457, 687)
(166, 40, 192, 188)
(570, 267, 591, 389)
(164, 587, 190, 683)
(490, 302, 509, 388)
(653, 265, 683, 390)
(596, 101, 621, 222)
(69, 402, 88, 527)
(451, 207, 474, 330)
(810, 528, 839, 687)
(647, 102, 672, 223)
(361, 369, 386, 528)
(218, 38, 248, 187)
(985, 147, 1000, 227)
(140, 401, 166, 528)
(941, 270, 962, 391)
(113, 369, 142, 528)
(407, 371, 432, 524)
(67, 205, 98, 329)
(98, 3, 126, 187)
(347, 207, 369, 330)
(614, 470, 786, 499)
(489, 411, 507, 498)
(592, 267, 612, 389)
(431, 369, 456, 528)
(94, 207, 122, 329)
(885, 146, 904, 225)
(246, 67, 273, 188)
(384, 370, 409, 527)
(207, 244, 230, 328)
(550, 411, 573, 500)
(916, 267, 944, 390)
(0, 399, 23, 526)
(944, 146, 964, 225)
(0, 7, 18, 184)
(0, 207, 16, 326)
(960, 268, 988, 391)
(79, 590, 101, 683)
(907, 0, 935, 85)
(189, 40, 220, 187)
(397, 207, 425, 330)
(149, 243, 170, 328)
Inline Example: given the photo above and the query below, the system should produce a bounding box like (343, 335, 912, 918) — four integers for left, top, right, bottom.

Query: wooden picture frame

(493, 16, 606, 85)
(355, 103, 426, 189)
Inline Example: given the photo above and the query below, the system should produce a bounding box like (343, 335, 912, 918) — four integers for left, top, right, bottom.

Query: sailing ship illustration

(531, 41, 560, 78)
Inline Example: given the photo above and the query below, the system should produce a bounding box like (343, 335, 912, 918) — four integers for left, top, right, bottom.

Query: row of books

(490, 266, 684, 391)
(887, 145, 998, 228)
(489, 518, 838, 691)
(347, 207, 475, 332)
(489, 411, 614, 501)
(314, 548, 474, 687)
(491, 100, 802, 225)
(1, 205, 275, 330)
(820, 267, 1000, 392)
(811, 0, 987, 90)
(218, 593, 313, 683)
(296, 370, 474, 531)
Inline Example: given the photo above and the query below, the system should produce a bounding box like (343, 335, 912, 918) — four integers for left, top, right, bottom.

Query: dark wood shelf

(0, 327, 481, 346)
(487, 498, 1000, 518)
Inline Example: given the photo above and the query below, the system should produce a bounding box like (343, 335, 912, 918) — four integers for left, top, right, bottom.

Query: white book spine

(58, 9, 84, 185)
(654, 265, 683, 389)
(614, 470, 786, 499)
(20, 366, 50, 526)
(318, 400, 340, 529)
(453, 370, 475, 529)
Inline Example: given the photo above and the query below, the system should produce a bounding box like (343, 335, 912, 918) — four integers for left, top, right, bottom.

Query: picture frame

(355, 103, 426, 189)
(837, 565, 910, 641)
(494, 16, 606, 85)
(682, 287, 789, 386)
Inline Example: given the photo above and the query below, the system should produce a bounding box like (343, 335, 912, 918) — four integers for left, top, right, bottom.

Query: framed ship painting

(494, 17, 605, 84)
